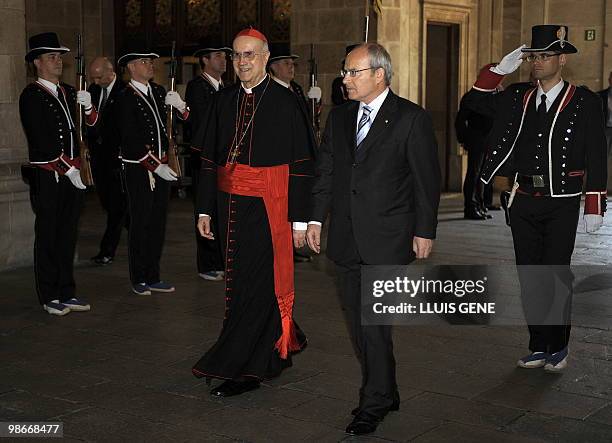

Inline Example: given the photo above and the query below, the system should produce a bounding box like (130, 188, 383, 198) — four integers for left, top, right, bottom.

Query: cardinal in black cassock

(191, 28, 316, 397)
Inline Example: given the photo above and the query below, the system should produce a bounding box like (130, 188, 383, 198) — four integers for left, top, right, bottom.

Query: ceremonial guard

(87, 57, 127, 265)
(192, 28, 316, 397)
(19, 32, 96, 315)
(267, 42, 321, 262)
(116, 48, 189, 295)
(464, 25, 607, 372)
(185, 39, 231, 281)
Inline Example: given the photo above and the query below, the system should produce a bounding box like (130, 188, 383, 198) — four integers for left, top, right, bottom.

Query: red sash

(218, 163, 300, 359)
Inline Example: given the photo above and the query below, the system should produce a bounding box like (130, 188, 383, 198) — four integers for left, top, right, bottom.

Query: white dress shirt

(535, 79, 564, 112)
(203, 72, 222, 92)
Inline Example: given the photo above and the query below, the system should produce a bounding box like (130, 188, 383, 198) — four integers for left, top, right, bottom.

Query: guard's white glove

(65, 166, 87, 189)
(307, 86, 322, 101)
(491, 45, 526, 75)
(76, 90, 92, 109)
(165, 91, 186, 112)
(154, 163, 178, 181)
(585, 214, 603, 233)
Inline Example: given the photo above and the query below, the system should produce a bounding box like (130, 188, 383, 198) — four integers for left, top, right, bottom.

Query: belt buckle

(532, 175, 545, 188)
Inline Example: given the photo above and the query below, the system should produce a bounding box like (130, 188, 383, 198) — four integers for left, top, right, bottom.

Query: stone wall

(0, 0, 32, 269)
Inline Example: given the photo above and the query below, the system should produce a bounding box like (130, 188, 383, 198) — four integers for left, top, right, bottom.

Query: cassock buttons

(567, 129, 572, 133)
(562, 181, 566, 185)
(564, 137, 569, 141)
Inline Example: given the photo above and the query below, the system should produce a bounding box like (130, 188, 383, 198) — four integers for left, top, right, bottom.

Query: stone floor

(2, 192, 612, 442)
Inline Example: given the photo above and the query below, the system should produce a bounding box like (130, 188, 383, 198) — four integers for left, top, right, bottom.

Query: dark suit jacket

(87, 78, 126, 165)
(311, 90, 441, 265)
(598, 88, 610, 126)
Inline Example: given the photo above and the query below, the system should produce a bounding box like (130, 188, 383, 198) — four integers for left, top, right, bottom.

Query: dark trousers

(334, 228, 398, 419)
(463, 147, 485, 211)
(510, 194, 580, 353)
(91, 150, 128, 257)
(191, 151, 223, 273)
(123, 163, 170, 285)
(30, 169, 84, 304)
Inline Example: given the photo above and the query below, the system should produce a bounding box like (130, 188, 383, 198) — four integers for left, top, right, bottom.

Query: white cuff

(198, 214, 210, 218)
(308, 221, 322, 226)
(292, 222, 307, 231)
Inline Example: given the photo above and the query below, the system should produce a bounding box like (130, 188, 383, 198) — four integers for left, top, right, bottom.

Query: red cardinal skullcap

(235, 27, 268, 43)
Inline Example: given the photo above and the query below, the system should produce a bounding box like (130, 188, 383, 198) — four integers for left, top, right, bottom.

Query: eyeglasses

(341, 67, 376, 78)
(231, 51, 267, 61)
(525, 53, 560, 63)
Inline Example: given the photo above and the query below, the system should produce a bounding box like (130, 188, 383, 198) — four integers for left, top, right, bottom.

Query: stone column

(0, 0, 33, 269)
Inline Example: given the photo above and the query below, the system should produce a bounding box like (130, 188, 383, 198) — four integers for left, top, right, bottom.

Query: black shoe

(464, 208, 488, 220)
(486, 204, 501, 211)
(345, 413, 379, 435)
(351, 399, 399, 416)
(91, 254, 113, 265)
(210, 379, 260, 397)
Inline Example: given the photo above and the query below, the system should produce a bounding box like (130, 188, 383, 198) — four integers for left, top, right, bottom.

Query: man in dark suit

(185, 40, 230, 281)
(306, 43, 441, 435)
(597, 71, 612, 155)
(87, 57, 127, 265)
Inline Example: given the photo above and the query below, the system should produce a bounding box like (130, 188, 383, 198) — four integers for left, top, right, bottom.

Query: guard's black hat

(193, 37, 232, 58)
(268, 42, 299, 63)
(25, 32, 70, 62)
(117, 51, 159, 67)
(521, 25, 577, 54)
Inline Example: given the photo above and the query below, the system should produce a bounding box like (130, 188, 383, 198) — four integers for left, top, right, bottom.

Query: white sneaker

(43, 300, 70, 316)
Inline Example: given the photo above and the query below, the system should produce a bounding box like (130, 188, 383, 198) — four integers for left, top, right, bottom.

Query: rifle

(166, 41, 182, 177)
(308, 44, 321, 143)
(75, 33, 94, 185)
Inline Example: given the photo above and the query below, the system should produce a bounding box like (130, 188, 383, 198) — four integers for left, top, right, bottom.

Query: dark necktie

(537, 94, 547, 120)
(99, 87, 108, 113)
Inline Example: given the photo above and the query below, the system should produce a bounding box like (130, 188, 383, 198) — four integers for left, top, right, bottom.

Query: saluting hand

(197, 215, 215, 240)
(491, 44, 526, 75)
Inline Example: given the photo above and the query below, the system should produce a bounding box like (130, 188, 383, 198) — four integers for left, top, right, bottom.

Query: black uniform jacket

(116, 81, 169, 165)
(20, 81, 80, 163)
(194, 77, 316, 222)
(311, 90, 441, 265)
(464, 81, 607, 197)
(185, 74, 219, 145)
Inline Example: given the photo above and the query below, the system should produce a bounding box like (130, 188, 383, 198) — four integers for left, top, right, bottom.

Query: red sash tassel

(218, 163, 300, 359)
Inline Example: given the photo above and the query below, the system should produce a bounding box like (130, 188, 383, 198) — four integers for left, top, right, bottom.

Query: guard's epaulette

(578, 84, 591, 91)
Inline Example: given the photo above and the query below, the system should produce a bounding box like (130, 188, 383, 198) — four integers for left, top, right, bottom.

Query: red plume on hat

(235, 27, 268, 43)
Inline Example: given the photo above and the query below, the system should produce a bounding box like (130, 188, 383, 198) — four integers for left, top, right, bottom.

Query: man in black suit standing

(88, 57, 127, 265)
(306, 43, 440, 435)
(598, 71, 612, 155)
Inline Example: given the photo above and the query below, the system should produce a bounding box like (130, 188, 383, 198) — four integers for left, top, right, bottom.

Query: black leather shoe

(210, 379, 260, 397)
(351, 399, 399, 416)
(345, 414, 379, 435)
(464, 208, 488, 220)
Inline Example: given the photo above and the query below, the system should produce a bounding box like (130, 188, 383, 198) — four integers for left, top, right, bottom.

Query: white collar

(241, 74, 268, 94)
(272, 76, 290, 89)
(202, 72, 221, 91)
(38, 77, 60, 96)
(130, 79, 150, 95)
(536, 79, 564, 110)
(105, 74, 117, 94)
